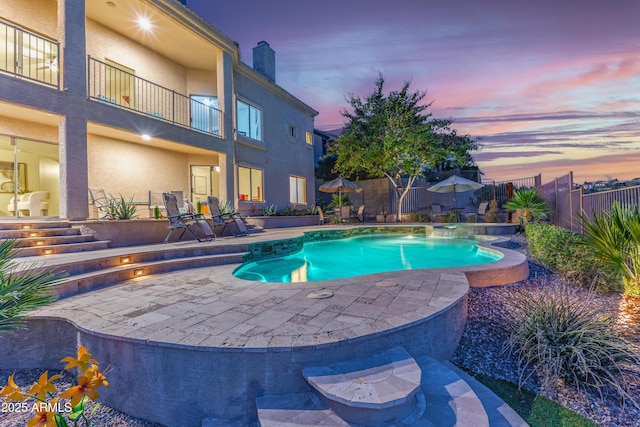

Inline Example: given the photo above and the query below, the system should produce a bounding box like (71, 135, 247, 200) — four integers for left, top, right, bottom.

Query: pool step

(256, 351, 528, 427)
(302, 346, 422, 425)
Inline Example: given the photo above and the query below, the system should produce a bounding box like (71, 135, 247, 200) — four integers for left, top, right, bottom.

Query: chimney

(253, 41, 275, 82)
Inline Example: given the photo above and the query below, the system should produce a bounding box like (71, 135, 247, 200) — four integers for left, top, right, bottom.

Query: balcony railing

(87, 56, 223, 138)
(0, 20, 59, 88)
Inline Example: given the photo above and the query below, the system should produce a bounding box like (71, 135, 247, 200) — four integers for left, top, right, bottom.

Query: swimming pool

(234, 234, 503, 282)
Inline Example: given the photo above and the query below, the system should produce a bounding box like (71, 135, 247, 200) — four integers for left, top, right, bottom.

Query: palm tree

(505, 188, 548, 227)
(581, 202, 640, 298)
(0, 239, 62, 333)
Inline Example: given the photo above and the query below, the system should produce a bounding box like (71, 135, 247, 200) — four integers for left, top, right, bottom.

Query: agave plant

(105, 193, 138, 220)
(0, 240, 62, 332)
(218, 200, 238, 216)
(504, 188, 548, 227)
(581, 202, 640, 298)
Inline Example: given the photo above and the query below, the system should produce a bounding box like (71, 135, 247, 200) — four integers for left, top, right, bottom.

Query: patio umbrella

(319, 176, 362, 208)
(427, 175, 484, 208)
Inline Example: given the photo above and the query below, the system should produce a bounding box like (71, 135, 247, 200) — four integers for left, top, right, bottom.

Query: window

(237, 100, 262, 141)
(305, 131, 313, 145)
(238, 166, 263, 202)
(288, 123, 296, 139)
(289, 175, 306, 204)
(191, 95, 219, 135)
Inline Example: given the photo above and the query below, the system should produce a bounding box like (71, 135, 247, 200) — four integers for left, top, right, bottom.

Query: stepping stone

(302, 346, 421, 425)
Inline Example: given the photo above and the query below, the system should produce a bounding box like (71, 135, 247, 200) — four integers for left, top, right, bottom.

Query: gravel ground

(452, 234, 640, 427)
(0, 369, 166, 427)
(2, 233, 638, 426)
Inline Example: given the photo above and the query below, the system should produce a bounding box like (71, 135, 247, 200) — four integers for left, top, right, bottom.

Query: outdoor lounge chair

(204, 196, 249, 237)
(162, 192, 215, 243)
(89, 188, 110, 219)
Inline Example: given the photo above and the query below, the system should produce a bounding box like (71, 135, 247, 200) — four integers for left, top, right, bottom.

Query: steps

(4, 220, 249, 299)
(256, 347, 529, 427)
(0, 221, 110, 256)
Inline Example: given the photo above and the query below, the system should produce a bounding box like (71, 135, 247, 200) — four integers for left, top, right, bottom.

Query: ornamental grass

(504, 282, 640, 408)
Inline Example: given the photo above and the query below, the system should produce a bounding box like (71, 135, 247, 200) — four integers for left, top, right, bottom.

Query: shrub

(526, 222, 611, 290)
(407, 212, 429, 222)
(504, 282, 640, 406)
(0, 240, 62, 332)
(505, 188, 547, 227)
(485, 199, 500, 223)
(581, 202, 640, 298)
(105, 194, 137, 220)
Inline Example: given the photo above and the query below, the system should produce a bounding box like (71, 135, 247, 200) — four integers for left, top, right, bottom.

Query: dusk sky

(186, 0, 640, 183)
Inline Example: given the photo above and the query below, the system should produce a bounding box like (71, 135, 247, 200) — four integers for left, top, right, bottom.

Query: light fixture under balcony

(137, 16, 152, 31)
(141, 134, 151, 141)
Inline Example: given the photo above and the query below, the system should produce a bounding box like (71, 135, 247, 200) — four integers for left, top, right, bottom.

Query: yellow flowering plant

(0, 346, 109, 427)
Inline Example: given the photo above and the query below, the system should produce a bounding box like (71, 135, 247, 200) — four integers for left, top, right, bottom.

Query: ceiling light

(137, 16, 152, 31)
(141, 134, 151, 141)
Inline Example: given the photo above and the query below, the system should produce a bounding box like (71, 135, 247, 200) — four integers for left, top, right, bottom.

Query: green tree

(329, 75, 478, 221)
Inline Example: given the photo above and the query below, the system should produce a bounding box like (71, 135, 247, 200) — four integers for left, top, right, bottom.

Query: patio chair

(351, 205, 366, 222)
(89, 188, 110, 219)
(317, 206, 325, 225)
(339, 205, 351, 223)
(204, 196, 249, 237)
(469, 202, 489, 222)
(429, 204, 446, 222)
(162, 192, 215, 243)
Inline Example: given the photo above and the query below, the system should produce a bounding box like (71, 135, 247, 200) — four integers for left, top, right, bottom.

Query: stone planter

(244, 215, 319, 229)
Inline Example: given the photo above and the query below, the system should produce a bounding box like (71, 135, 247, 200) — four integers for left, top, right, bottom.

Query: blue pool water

(233, 235, 502, 283)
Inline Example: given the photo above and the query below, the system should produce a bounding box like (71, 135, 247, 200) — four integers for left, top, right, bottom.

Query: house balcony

(0, 20, 59, 89)
(87, 56, 223, 138)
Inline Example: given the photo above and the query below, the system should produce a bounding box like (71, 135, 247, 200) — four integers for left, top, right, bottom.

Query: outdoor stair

(0, 220, 110, 256)
(255, 347, 529, 427)
(14, 241, 249, 299)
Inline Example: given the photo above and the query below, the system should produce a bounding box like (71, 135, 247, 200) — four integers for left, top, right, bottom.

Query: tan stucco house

(0, 0, 317, 220)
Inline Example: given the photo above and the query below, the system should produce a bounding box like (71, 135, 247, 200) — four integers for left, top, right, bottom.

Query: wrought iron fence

(0, 21, 59, 88)
(87, 56, 222, 137)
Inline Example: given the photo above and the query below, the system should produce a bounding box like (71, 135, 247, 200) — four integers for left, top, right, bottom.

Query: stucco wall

(1, 0, 57, 39)
(88, 135, 190, 202)
(233, 71, 316, 211)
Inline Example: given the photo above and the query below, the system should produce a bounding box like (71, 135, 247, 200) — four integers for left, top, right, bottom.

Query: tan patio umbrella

(319, 176, 362, 208)
(427, 175, 484, 208)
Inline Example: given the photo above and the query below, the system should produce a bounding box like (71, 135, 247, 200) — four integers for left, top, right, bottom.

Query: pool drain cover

(307, 290, 334, 299)
(375, 280, 399, 287)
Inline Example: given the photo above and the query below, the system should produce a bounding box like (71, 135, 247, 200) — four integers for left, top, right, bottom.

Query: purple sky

(186, 0, 640, 183)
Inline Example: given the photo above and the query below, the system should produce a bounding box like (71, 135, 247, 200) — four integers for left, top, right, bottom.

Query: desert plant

(218, 200, 238, 216)
(504, 282, 640, 406)
(153, 205, 161, 219)
(262, 203, 277, 216)
(581, 202, 640, 298)
(105, 194, 137, 220)
(526, 222, 611, 290)
(327, 193, 351, 210)
(407, 212, 429, 222)
(0, 240, 62, 332)
(505, 188, 547, 227)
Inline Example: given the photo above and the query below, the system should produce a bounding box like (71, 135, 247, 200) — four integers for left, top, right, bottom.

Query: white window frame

(236, 99, 262, 141)
(238, 166, 264, 202)
(289, 175, 306, 205)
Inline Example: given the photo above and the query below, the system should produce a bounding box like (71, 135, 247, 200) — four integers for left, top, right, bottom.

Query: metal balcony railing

(87, 56, 223, 138)
(0, 20, 59, 88)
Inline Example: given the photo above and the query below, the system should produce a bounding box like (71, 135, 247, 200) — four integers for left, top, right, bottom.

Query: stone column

(58, 0, 89, 219)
